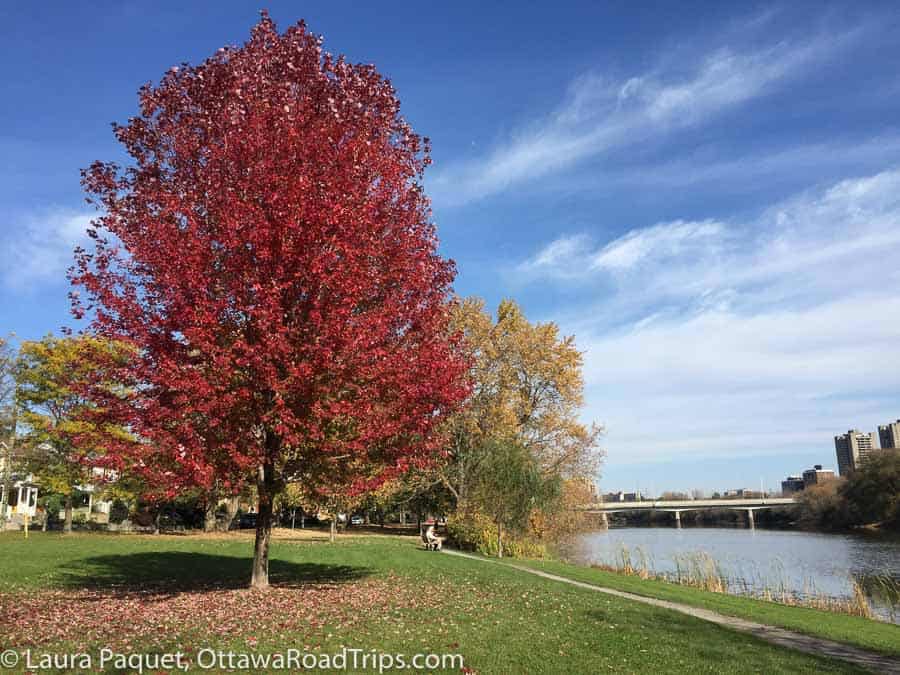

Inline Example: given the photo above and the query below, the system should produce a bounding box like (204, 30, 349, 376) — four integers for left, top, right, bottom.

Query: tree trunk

(329, 516, 336, 543)
(457, 495, 468, 518)
(63, 493, 73, 534)
(203, 500, 217, 533)
(300, 513, 305, 529)
(291, 508, 296, 530)
(496, 521, 503, 559)
(251, 454, 276, 589)
(153, 508, 161, 535)
(221, 495, 239, 531)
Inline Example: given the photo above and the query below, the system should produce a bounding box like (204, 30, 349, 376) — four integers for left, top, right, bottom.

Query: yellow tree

(15, 335, 132, 532)
(284, 455, 369, 542)
(529, 477, 603, 546)
(375, 468, 453, 531)
(278, 481, 318, 530)
(441, 298, 602, 512)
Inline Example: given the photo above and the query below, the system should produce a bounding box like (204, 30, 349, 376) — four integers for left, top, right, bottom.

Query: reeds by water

(591, 544, 899, 621)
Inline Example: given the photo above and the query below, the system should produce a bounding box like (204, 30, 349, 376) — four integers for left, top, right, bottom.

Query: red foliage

(70, 14, 469, 506)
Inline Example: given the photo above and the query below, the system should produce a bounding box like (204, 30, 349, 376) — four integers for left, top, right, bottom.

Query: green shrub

(108, 499, 130, 524)
(841, 449, 900, 530)
(446, 512, 547, 559)
(39, 493, 63, 525)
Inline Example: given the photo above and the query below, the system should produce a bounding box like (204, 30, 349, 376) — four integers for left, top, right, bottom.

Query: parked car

(350, 515, 364, 526)
(238, 512, 257, 529)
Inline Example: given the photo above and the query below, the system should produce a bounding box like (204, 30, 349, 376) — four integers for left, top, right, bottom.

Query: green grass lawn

(0, 531, 886, 673)
(516, 557, 900, 658)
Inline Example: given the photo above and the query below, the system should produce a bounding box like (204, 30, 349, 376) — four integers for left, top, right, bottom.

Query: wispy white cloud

(2, 209, 92, 290)
(520, 169, 900, 302)
(431, 25, 863, 205)
(590, 220, 723, 272)
(550, 134, 900, 195)
(517, 234, 593, 278)
(519, 170, 900, 467)
(517, 220, 725, 279)
(580, 295, 900, 469)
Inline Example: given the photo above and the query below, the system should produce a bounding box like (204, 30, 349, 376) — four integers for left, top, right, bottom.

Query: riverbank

(1, 531, 897, 673)
(567, 525, 900, 623)
(518, 556, 900, 659)
(450, 550, 900, 673)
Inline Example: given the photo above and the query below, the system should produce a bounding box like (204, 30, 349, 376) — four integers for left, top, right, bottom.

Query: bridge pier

(673, 510, 682, 529)
(600, 512, 609, 529)
(747, 508, 755, 530)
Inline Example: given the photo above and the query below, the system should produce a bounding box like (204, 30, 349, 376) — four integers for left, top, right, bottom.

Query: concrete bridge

(579, 497, 797, 529)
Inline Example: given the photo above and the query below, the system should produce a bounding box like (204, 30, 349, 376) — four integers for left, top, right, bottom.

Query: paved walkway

(444, 549, 900, 674)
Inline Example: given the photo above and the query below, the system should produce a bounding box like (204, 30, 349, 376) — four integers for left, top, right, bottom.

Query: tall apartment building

(834, 429, 877, 476)
(878, 419, 900, 449)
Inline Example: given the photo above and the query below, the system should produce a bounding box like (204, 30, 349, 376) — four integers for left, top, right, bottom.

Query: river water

(568, 527, 900, 623)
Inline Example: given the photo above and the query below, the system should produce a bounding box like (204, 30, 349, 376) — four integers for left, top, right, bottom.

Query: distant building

(802, 464, 835, 488)
(602, 491, 645, 502)
(834, 429, 877, 476)
(0, 477, 39, 521)
(723, 488, 756, 499)
(878, 420, 900, 450)
(1, 447, 115, 529)
(781, 475, 804, 495)
(0, 455, 39, 524)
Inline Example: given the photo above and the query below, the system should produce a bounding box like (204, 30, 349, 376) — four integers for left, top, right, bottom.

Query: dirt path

(443, 549, 900, 674)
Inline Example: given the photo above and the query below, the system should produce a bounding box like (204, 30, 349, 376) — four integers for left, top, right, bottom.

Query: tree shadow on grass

(58, 552, 372, 596)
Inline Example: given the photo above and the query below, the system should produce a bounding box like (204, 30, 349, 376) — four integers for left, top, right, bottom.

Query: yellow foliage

(529, 478, 602, 545)
(446, 510, 548, 559)
(15, 335, 134, 496)
(445, 298, 603, 491)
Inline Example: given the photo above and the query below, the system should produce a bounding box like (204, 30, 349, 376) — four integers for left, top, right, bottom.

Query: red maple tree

(71, 13, 470, 587)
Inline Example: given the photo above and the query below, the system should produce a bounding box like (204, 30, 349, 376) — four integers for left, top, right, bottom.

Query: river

(568, 527, 900, 623)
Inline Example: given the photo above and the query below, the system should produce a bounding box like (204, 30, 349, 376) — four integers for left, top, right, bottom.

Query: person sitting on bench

(424, 521, 443, 551)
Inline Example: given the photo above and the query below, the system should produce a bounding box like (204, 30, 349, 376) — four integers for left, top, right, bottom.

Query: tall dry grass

(591, 544, 899, 621)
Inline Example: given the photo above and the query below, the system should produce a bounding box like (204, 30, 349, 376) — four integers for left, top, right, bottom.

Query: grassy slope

(0, 531, 875, 674)
(517, 557, 900, 658)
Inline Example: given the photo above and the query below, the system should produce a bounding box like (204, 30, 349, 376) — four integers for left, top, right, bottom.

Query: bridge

(579, 497, 798, 529)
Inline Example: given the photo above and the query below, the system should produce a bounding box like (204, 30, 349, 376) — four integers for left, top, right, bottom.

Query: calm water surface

(568, 527, 900, 622)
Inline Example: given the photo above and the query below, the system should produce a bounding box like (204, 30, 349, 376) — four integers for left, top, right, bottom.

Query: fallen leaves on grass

(0, 574, 445, 654)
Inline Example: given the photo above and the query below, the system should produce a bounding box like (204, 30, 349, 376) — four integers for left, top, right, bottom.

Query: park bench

(422, 529, 443, 551)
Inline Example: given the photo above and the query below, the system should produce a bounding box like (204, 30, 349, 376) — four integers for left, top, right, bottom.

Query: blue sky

(2, 2, 900, 493)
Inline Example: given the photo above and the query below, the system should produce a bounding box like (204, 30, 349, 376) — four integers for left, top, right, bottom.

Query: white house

(1, 453, 114, 526)
(0, 477, 39, 519)
(0, 454, 39, 522)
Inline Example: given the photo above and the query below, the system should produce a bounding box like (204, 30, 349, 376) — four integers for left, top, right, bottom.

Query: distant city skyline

(602, 415, 897, 495)
(2, 3, 900, 491)
(879, 420, 900, 450)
